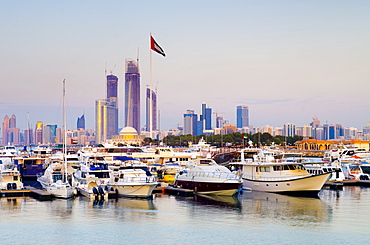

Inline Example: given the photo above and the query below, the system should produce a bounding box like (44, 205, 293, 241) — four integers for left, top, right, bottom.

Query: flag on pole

(150, 35, 166, 57)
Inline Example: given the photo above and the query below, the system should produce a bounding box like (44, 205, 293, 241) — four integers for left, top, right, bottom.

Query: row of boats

(1, 143, 370, 200)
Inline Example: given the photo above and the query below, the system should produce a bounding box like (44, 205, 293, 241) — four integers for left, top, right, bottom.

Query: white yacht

(174, 159, 242, 196)
(230, 149, 330, 196)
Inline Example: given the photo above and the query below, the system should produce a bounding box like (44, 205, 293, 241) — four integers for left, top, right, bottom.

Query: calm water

(1, 186, 369, 244)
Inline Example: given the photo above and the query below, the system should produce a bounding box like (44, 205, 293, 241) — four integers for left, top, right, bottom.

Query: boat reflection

(174, 194, 242, 210)
(46, 198, 74, 218)
(112, 197, 156, 211)
(240, 191, 331, 225)
(0, 197, 25, 210)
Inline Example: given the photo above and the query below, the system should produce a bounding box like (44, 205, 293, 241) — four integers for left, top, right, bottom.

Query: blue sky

(1, 1, 369, 131)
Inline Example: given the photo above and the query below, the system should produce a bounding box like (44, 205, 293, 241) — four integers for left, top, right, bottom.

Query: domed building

(106, 126, 145, 146)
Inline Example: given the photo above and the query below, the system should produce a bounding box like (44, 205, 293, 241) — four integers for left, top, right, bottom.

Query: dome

(119, 126, 138, 135)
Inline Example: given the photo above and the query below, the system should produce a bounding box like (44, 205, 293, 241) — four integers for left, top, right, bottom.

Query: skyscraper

(95, 74, 119, 144)
(2, 115, 9, 145)
(236, 105, 249, 128)
(35, 121, 43, 144)
(183, 110, 197, 135)
(77, 114, 85, 129)
(146, 88, 157, 132)
(125, 59, 140, 133)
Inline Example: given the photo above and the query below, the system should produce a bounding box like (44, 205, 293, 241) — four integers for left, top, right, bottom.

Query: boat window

(288, 165, 295, 170)
(283, 165, 289, 170)
(259, 167, 270, 172)
(273, 166, 283, 171)
(255, 167, 259, 172)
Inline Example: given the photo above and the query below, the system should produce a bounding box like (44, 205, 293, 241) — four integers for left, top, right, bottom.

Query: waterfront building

(146, 88, 157, 132)
(77, 114, 85, 129)
(236, 105, 249, 128)
(183, 110, 197, 135)
(125, 59, 140, 133)
(295, 139, 370, 151)
(106, 126, 145, 146)
(283, 123, 296, 137)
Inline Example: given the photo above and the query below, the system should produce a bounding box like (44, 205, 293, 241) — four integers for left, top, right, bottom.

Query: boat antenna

(63, 79, 68, 182)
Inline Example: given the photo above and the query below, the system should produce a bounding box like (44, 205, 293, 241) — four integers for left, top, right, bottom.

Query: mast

(63, 79, 67, 181)
(149, 34, 153, 139)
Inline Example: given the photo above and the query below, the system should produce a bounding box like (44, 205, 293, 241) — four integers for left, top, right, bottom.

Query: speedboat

(230, 149, 330, 196)
(74, 161, 111, 199)
(174, 159, 242, 196)
(108, 158, 158, 198)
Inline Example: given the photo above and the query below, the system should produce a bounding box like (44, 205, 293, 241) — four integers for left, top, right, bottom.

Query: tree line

(144, 132, 303, 147)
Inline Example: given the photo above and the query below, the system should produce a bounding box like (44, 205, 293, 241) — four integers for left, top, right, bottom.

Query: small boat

(230, 149, 330, 197)
(174, 159, 242, 196)
(0, 159, 23, 190)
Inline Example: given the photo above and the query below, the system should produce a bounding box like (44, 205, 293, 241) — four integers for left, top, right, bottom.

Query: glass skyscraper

(236, 105, 249, 128)
(125, 59, 140, 133)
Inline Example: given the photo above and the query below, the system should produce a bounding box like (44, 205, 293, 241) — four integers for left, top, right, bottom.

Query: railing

(180, 171, 241, 180)
(241, 173, 311, 182)
(115, 176, 157, 183)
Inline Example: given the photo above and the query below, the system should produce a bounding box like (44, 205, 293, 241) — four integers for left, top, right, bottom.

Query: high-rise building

(183, 110, 197, 135)
(35, 121, 43, 144)
(2, 115, 9, 145)
(236, 105, 249, 128)
(107, 74, 118, 99)
(125, 59, 140, 133)
(43, 124, 57, 144)
(77, 114, 85, 129)
(146, 88, 157, 132)
(310, 116, 320, 128)
(283, 123, 296, 137)
(9, 114, 16, 128)
(95, 74, 119, 144)
(95, 98, 118, 144)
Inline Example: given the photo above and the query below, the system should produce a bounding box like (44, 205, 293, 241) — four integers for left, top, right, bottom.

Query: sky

(1, 0, 369, 132)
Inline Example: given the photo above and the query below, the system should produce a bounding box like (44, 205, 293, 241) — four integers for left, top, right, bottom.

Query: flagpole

(149, 33, 153, 140)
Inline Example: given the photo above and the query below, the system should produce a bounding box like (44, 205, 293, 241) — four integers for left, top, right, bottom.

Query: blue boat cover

(114, 156, 138, 161)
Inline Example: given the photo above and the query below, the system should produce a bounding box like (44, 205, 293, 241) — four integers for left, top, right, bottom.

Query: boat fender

(92, 187, 98, 195)
(98, 187, 104, 195)
(12, 183, 17, 190)
(7, 183, 12, 190)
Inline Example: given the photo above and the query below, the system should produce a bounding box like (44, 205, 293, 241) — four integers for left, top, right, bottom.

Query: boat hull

(175, 179, 242, 196)
(112, 183, 157, 198)
(242, 173, 331, 196)
(47, 185, 74, 199)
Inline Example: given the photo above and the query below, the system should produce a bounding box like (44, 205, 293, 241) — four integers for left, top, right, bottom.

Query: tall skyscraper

(183, 110, 197, 135)
(95, 74, 119, 144)
(236, 105, 249, 128)
(125, 59, 140, 133)
(77, 114, 85, 129)
(2, 115, 9, 145)
(146, 88, 157, 132)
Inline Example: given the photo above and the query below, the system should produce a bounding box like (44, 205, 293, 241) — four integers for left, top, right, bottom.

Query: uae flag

(151, 35, 166, 57)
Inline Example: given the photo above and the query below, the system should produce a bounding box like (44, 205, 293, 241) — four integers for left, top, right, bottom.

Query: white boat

(0, 145, 17, 157)
(304, 160, 345, 182)
(74, 161, 111, 199)
(36, 80, 74, 199)
(174, 159, 242, 196)
(231, 149, 330, 196)
(341, 162, 370, 180)
(0, 160, 23, 190)
(37, 160, 74, 198)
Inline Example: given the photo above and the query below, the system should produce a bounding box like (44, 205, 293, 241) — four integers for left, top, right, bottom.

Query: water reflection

(239, 191, 331, 226)
(113, 197, 156, 211)
(46, 198, 74, 219)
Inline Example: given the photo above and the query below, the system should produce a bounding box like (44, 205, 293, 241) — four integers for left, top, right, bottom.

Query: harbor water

(1, 186, 369, 244)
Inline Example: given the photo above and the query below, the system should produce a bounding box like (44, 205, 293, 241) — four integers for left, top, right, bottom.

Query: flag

(150, 35, 166, 57)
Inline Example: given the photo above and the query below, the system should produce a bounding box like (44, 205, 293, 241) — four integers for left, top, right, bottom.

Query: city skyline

(1, 1, 369, 131)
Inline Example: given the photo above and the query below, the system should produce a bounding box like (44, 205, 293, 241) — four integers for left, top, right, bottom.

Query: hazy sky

(1, 1, 369, 131)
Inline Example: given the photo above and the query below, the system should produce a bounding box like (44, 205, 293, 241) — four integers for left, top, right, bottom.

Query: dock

(0, 188, 53, 201)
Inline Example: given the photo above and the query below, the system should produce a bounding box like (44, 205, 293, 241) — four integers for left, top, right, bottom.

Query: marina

(1, 186, 369, 244)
